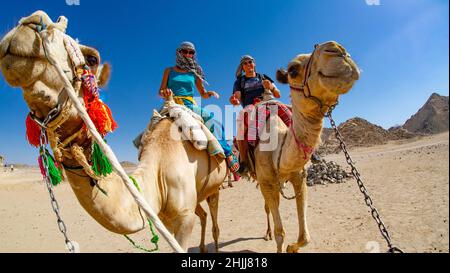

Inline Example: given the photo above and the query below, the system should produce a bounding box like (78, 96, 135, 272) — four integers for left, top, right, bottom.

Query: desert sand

(0, 132, 448, 253)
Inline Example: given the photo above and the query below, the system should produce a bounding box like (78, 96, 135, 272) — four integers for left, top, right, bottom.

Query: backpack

(238, 73, 268, 106)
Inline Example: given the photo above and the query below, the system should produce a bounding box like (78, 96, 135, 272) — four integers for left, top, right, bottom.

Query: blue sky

(0, 0, 448, 165)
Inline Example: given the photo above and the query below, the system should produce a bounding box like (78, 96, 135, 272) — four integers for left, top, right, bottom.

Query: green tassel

(92, 140, 113, 176)
(45, 150, 62, 186)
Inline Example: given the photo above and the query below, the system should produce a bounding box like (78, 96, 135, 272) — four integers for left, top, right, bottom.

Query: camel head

(276, 41, 360, 117)
(0, 10, 111, 120)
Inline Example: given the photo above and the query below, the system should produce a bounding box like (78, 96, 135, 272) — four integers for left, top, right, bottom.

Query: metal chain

(326, 111, 404, 253)
(38, 108, 76, 253)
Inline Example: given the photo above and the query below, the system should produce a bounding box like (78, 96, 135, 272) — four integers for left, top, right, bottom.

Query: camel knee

(212, 226, 220, 239)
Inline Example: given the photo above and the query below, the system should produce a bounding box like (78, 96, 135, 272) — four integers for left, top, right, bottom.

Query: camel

(251, 41, 360, 252)
(0, 10, 226, 253)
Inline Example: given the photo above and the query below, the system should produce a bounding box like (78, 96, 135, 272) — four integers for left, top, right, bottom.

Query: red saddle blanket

(237, 101, 292, 147)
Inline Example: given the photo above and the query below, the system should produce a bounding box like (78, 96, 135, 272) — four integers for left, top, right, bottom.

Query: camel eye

(288, 64, 300, 78)
(86, 55, 98, 67)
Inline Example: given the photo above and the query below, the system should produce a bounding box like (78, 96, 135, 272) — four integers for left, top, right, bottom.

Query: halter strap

(289, 123, 314, 160)
(289, 44, 338, 116)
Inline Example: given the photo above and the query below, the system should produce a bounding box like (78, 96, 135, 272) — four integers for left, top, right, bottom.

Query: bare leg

(207, 192, 220, 252)
(286, 171, 310, 253)
(264, 202, 273, 241)
(259, 181, 285, 253)
(195, 204, 208, 253)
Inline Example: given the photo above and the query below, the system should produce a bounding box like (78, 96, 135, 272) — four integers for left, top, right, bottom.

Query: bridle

(289, 43, 351, 117)
(21, 18, 89, 169)
(283, 43, 349, 167)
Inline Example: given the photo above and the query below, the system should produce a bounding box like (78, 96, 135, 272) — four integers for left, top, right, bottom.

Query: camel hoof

(264, 232, 273, 241)
(286, 244, 299, 253)
(199, 246, 208, 253)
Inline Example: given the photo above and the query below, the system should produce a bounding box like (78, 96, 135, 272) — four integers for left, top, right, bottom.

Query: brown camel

(0, 10, 226, 252)
(251, 42, 360, 252)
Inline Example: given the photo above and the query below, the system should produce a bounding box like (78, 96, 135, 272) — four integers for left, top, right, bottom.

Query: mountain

(402, 93, 449, 135)
(120, 161, 137, 168)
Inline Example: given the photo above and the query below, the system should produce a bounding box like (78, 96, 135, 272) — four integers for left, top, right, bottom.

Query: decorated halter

(22, 15, 117, 185)
(289, 42, 346, 117)
(287, 42, 350, 160)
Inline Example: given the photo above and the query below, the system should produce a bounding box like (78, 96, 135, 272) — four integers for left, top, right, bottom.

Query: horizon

(1, 92, 447, 166)
(0, 0, 448, 165)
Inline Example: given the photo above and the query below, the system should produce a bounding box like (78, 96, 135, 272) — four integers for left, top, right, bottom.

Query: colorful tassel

(92, 141, 113, 176)
(26, 114, 43, 147)
(81, 68, 118, 137)
(38, 149, 62, 186)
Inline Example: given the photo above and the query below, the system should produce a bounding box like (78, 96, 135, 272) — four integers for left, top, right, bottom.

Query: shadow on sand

(188, 236, 268, 253)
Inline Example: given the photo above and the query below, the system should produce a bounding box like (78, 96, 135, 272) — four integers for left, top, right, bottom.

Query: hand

(262, 79, 273, 91)
(230, 94, 240, 105)
(206, 91, 220, 99)
(159, 88, 173, 99)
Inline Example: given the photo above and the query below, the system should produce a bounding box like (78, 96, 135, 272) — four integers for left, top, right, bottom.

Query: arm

(158, 68, 171, 98)
(263, 79, 281, 98)
(230, 91, 241, 105)
(195, 76, 219, 99)
(272, 84, 281, 98)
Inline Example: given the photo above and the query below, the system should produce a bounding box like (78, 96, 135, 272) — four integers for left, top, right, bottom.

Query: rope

(39, 27, 185, 253)
(125, 176, 159, 253)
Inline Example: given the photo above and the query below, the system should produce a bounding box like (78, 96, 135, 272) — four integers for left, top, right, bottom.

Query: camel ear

(96, 63, 111, 87)
(276, 69, 289, 84)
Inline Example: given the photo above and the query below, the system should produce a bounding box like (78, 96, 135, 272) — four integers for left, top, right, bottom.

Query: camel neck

(278, 93, 323, 174)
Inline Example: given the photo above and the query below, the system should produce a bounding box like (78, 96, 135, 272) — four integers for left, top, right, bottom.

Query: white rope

(40, 30, 185, 253)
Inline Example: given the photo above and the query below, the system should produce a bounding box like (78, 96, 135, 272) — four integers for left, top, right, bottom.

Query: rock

(307, 159, 352, 186)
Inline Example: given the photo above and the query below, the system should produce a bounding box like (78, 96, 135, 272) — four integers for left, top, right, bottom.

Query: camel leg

(259, 182, 285, 253)
(264, 202, 273, 241)
(206, 192, 220, 252)
(172, 211, 196, 252)
(195, 204, 208, 253)
(286, 172, 310, 253)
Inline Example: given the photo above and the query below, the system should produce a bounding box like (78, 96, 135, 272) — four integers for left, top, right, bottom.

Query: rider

(159, 41, 239, 173)
(229, 55, 281, 172)
(230, 55, 321, 168)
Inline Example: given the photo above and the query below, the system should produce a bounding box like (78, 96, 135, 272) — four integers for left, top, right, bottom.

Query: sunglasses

(243, 60, 254, 65)
(181, 49, 196, 55)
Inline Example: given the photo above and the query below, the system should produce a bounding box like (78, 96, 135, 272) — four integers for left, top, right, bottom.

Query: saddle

(133, 100, 226, 160)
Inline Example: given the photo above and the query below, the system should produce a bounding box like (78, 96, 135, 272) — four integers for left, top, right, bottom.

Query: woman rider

(159, 41, 239, 173)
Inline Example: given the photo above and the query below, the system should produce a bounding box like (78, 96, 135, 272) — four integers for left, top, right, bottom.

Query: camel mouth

(1, 43, 43, 61)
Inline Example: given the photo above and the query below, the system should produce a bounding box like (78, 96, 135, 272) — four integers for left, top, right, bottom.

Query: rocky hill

(318, 93, 448, 154)
(120, 161, 137, 168)
(402, 93, 449, 135)
(318, 117, 392, 154)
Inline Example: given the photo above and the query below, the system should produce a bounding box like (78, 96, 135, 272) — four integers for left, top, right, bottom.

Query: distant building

(0, 155, 4, 166)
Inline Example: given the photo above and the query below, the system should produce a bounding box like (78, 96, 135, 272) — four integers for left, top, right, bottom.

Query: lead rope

(326, 111, 404, 253)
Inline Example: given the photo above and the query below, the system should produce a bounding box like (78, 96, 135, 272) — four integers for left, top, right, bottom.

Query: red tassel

(38, 155, 45, 176)
(26, 115, 43, 147)
(103, 102, 118, 132)
(81, 68, 117, 137)
(85, 99, 117, 136)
